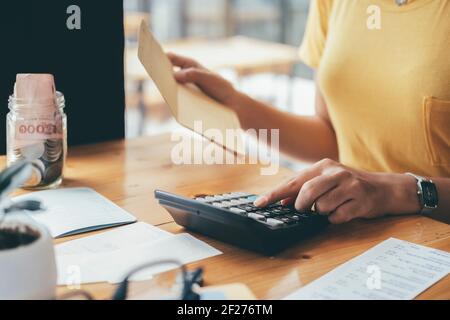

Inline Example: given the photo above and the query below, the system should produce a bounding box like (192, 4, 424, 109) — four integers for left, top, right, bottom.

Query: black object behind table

(0, 0, 125, 154)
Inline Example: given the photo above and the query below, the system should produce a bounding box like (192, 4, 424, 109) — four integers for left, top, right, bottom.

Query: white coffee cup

(0, 214, 57, 300)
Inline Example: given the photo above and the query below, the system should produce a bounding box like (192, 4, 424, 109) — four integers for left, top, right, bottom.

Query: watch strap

(405, 173, 437, 215)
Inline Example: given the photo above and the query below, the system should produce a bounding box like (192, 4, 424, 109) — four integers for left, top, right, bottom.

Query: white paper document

(285, 238, 450, 300)
(56, 222, 222, 285)
(56, 221, 171, 256)
(13, 188, 137, 238)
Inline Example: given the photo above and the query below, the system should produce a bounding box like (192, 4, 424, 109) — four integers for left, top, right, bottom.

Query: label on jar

(15, 120, 63, 140)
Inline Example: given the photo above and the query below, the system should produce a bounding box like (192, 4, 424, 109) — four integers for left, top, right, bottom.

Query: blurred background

(124, 0, 315, 139)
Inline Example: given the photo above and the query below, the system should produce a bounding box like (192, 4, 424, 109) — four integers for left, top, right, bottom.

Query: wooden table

(5, 134, 449, 300)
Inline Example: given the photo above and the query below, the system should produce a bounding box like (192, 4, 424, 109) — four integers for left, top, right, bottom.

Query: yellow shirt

(299, 0, 450, 177)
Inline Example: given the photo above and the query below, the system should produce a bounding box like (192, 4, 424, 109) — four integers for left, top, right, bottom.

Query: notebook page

(13, 188, 137, 238)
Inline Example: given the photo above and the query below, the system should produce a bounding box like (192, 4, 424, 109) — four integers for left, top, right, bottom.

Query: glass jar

(7, 92, 67, 189)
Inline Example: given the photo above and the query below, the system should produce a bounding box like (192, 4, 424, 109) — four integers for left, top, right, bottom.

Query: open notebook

(138, 21, 245, 155)
(13, 188, 136, 238)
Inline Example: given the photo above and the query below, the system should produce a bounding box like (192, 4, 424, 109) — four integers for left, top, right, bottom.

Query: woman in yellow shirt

(168, 0, 450, 223)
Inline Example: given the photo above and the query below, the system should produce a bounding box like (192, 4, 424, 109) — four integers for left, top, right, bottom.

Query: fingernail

(254, 197, 268, 207)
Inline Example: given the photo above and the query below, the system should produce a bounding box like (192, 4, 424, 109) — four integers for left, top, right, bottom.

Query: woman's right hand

(167, 52, 242, 109)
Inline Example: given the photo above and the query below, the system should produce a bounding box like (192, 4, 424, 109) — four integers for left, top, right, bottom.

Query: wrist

(375, 173, 421, 215)
(226, 91, 248, 112)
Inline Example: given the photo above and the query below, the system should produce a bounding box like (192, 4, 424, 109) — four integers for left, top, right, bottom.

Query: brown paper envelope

(138, 21, 245, 155)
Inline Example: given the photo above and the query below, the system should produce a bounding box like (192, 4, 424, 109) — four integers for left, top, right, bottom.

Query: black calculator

(155, 190, 329, 255)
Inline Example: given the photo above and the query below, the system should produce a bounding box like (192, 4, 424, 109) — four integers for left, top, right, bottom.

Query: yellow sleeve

(299, 0, 334, 69)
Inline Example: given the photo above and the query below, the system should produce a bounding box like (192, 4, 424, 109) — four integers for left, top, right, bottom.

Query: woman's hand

(254, 159, 421, 224)
(167, 52, 242, 109)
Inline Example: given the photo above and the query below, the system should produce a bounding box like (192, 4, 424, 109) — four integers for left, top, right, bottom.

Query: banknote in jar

(7, 74, 67, 189)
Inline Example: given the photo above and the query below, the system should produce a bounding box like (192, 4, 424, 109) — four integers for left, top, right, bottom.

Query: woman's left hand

(254, 159, 421, 224)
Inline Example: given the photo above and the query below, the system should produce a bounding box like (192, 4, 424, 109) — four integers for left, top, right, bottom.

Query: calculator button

(238, 205, 258, 212)
(195, 197, 208, 202)
(229, 207, 247, 215)
(264, 218, 285, 227)
(278, 217, 297, 225)
(248, 213, 266, 221)
(212, 195, 225, 201)
(270, 209, 284, 216)
(287, 214, 301, 221)
(212, 202, 226, 208)
(238, 198, 254, 205)
(230, 199, 246, 205)
(220, 201, 233, 208)
(257, 211, 275, 218)
(204, 196, 216, 202)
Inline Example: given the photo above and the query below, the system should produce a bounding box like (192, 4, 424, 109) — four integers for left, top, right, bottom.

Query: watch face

(422, 181, 439, 208)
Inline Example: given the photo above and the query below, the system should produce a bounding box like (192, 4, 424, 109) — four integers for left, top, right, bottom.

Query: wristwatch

(405, 173, 439, 215)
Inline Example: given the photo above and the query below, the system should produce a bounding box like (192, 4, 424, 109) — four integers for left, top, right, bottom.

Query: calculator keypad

(194, 193, 314, 228)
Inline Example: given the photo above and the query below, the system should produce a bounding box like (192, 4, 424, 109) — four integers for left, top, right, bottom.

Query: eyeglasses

(59, 259, 204, 301)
